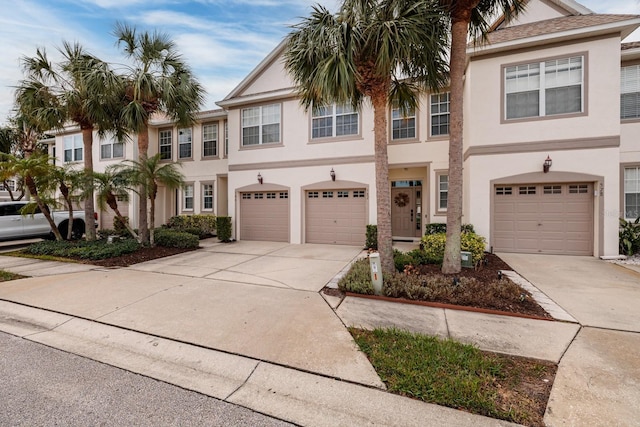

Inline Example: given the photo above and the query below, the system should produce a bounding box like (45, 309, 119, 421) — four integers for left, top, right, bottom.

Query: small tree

(91, 167, 138, 240)
(116, 154, 185, 246)
(50, 165, 85, 240)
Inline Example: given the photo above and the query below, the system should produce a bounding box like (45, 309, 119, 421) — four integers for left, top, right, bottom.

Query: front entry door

(391, 187, 416, 237)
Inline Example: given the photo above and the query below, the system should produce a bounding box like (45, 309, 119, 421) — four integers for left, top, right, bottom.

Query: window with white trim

(224, 120, 229, 157)
(312, 104, 358, 139)
(437, 173, 448, 211)
(505, 55, 583, 120)
(183, 184, 194, 210)
(391, 105, 416, 140)
(202, 184, 213, 210)
(178, 128, 192, 159)
(202, 123, 218, 157)
(242, 104, 280, 146)
(624, 166, 640, 219)
(63, 134, 83, 162)
(159, 129, 172, 160)
(430, 93, 450, 136)
(100, 136, 124, 160)
(621, 65, 640, 119)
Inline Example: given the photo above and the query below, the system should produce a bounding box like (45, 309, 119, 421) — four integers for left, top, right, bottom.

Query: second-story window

(430, 93, 450, 137)
(159, 129, 172, 160)
(224, 120, 229, 157)
(178, 128, 192, 159)
(391, 105, 416, 140)
(242, 104, 280, 146)
(203, 123, 218, 157)
(505, 55, 583, 120)
(100, 136, 124, 160)
(63, 134, 83, 162)
(312, 104, 358, 139)
(621, 64, 640, 120)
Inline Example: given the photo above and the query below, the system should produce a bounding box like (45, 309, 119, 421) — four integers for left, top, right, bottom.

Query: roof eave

(468, 18, 640, 58)
(217, 88, 296, 109)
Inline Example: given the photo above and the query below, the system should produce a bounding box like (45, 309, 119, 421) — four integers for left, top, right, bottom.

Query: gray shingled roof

(482, 14, 640, 45)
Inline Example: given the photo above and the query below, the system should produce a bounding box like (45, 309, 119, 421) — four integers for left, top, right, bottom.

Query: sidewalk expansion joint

(224, 361, 260, 401)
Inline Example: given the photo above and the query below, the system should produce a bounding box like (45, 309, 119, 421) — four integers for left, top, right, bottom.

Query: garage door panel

(493, 183, 593, 255)
(306, 189, 366, 246)
(240, 192, 289, 242)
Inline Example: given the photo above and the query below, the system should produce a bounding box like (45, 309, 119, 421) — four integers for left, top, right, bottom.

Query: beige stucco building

(26, 0, 640, 259)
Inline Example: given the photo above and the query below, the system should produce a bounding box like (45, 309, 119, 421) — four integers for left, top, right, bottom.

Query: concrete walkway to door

(498, 253, 640, 427)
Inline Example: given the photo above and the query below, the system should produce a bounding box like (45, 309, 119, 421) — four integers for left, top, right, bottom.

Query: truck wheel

(70, 220, 85, 240)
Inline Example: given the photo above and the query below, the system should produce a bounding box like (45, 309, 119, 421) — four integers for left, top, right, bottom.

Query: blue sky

(0, 0, 638, 125)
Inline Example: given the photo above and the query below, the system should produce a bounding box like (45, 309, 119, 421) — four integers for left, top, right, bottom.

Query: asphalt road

(0, 332, 294, 427)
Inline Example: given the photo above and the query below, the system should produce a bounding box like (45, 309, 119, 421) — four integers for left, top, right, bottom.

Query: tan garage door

(493, 183, 593, 255)
(240, 191, 289, 242)
(306, 189, 366, 246)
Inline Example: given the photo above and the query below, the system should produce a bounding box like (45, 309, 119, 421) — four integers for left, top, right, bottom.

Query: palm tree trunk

(149, 195, 156, 247)
(138, 126, 150, 245)
(106, 192, 138, 240)
(82, 127, 96, 240)
(442, 14, 471, 275)
(26, 175, 62, 240)
(371, 93, 394, 273)
(60, 182, 74, 240)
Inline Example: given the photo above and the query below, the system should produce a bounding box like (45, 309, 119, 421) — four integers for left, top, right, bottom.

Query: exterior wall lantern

(543, 156, 552, 173)
(330, 168, 336, 181)
(257, 172, 263, 184)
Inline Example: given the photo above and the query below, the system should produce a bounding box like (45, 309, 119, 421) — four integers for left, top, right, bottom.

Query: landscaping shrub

(338, 258, 375, 295)
(24, 239, 140, 260)
(393, 249, 415, 272)
(114, 216, 130, 236)
(420, 231, 487, 265)
(154, 229, 199, 249)
(619, 216, 640, 256)
(216, 216, 232, 242)
(424, 223, 475, 235)
(166, 214, 216, 239)
(365, 225, 377, 249)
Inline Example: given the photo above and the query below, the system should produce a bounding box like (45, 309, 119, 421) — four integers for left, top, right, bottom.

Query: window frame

(621, 63, 640, 121)
(390, 104, 417, 142)
(622, 164, 640, 220)
(241, 103, 282, 148)
(182, 183, 194, 212)
(201, 182, 214, 212)
(99, 136, 124, 161)
(435, 171, 448, 215)
(429, 92, 450, 138)
(224, 120, 229, 158)
(178, 127, 193, 160)
(63, 134, 83, 163)
(159, 128, 173, 161)
(501, 52, 588, 123)
(202, 123, 218, 158)
(310, 103, 360, 142)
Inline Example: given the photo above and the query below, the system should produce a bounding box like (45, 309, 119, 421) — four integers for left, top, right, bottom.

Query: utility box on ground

(461, 251, 473, 268)
(369, 253, 383, 295)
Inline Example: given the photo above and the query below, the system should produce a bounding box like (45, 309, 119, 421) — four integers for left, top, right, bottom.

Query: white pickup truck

(0, 201, 87, 241)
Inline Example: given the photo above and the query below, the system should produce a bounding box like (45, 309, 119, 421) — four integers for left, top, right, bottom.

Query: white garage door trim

(492, 182, 593, 255)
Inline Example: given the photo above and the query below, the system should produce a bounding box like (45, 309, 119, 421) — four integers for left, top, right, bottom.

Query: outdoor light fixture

(257, 172, 263, 184)
(330, 168, 336, 181)
(543, 155, 552, 173)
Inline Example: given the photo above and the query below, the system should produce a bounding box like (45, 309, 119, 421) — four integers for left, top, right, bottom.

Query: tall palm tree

(113, 23, 205, 245)
(284, 0, 449, 272)
(439, 0, 524, 274)
(117, 154, 185, 246)
(4, 153, 63, 240)
(15, 42, 124, 241)
(91, 167, 138, 240)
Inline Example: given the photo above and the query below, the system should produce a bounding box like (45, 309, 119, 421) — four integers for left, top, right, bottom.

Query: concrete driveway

(498, 253, 640, 427)
(0, 241, 383, 388)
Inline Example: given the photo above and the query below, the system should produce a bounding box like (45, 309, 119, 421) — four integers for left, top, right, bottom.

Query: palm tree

(50, 165, 85, 240)
(91, 167, 138, 240)
(15, 42, 124, 241)
(117, 154, 185, 246)
(0, 124, 24, 200)
(284, 0, 448, 272)
(5, 153, 63, 240)
(113, 23, 205, 245)
(439, 0, 525, 274)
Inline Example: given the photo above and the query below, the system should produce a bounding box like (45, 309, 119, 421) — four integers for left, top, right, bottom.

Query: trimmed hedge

(420, 231, 487, 265)
(24, 239, 141, 260)
(216, 216, 232, 242)
(154, 229, 200, 248)
(338, 258, 375, 294)
(166, 214, 216, 239)
(424, 223, 476, 235)
(366, 225, 377, 249)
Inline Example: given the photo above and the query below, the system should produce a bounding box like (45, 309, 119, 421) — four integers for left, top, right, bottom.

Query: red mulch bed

(78, 246, 198, 268)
